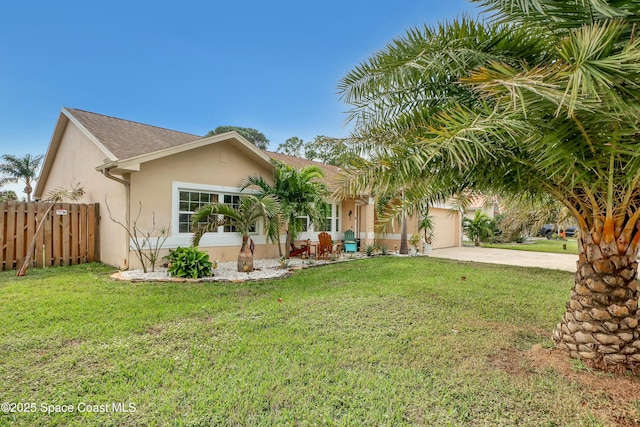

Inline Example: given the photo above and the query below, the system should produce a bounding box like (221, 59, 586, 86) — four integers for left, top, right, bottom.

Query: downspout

(102, 167, 131, 269)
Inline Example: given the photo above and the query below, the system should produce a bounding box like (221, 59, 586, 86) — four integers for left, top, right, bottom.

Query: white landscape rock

(113, 256, 361, 282)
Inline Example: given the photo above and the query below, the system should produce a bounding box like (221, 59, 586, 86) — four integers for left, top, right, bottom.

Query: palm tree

(337, 1, 640, 369)
(418, 207, 435, 246)
(0, 154, 43, 202)
(191, 194, 280, 272)
(242, 161, 330, 259)
(463, 211, 494, 246)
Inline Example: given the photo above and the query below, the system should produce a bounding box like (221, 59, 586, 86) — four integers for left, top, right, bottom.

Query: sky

(0, 0, 479, 196)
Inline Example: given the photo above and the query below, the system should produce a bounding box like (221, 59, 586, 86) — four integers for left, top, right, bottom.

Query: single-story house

(35, 108, 462, 269)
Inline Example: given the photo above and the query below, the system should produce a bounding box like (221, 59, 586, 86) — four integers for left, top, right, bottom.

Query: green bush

(364, 244, 377, 257)
(164, 246, 213, 279)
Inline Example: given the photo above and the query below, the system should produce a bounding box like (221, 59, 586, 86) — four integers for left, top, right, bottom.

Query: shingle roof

(266, 151, 342, 188)
(64, 108, 340, 186)
(65, 108, 202, 160)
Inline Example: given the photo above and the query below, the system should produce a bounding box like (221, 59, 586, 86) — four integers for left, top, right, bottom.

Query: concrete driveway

(430, 246, 578, 272)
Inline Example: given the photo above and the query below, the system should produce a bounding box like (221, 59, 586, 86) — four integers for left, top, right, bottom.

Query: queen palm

(0, 154, 43, 202)
(338, 0, 640, 369)
(191, 194, 279, 272)
(242, 161, 329, 259)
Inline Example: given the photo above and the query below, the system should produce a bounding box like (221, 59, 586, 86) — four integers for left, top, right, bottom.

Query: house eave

(105, 131, 273, 172)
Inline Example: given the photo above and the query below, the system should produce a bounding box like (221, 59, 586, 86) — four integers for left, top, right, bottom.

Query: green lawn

(0, 259, 630, 426)
(482, 238, 579, 254)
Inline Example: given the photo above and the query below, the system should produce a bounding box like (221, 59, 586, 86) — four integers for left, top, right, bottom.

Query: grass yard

(0, 258, 637, 426)
(482, 238, 579, 255)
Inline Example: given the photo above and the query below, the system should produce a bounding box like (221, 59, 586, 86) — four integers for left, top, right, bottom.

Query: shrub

(164, 247, 213, 279)
(364, 244, 377, 257)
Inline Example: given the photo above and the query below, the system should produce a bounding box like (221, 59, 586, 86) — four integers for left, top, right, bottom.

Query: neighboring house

(464, 195, 498, 220)
(462, 195, 499, 243)
(35, 108, 461, 268)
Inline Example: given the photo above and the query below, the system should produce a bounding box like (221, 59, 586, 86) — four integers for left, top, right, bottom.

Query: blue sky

(0, 0, 478, 183)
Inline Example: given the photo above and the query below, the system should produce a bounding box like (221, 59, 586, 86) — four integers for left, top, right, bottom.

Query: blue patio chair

(343, 230, 357, 253)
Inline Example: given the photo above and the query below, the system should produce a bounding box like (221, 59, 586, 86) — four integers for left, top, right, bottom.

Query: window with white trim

(178, 190, 218, 233)
(299, 203, 340, 233)
(177, 188, 258, 235)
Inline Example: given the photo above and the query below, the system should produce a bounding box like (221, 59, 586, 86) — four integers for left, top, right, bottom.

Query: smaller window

(299, 217, 308, 232)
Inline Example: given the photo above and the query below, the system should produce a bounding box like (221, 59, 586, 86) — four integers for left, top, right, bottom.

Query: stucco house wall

(35, 116, 129, 267)
(36, 107, 463, 270)
(128, 139, 280, 265)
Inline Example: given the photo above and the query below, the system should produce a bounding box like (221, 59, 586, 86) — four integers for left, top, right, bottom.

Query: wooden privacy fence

(0, 202, 99, 271)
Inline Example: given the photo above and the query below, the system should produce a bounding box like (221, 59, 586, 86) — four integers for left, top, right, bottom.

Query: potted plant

(408, 234, 421, 256)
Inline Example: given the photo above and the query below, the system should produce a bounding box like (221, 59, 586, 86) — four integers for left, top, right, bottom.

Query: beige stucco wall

(39, 120, 463, 268)
(127, 139, 279, 265)
(340, 199, 356, 234)
(38, 121, 129, 267)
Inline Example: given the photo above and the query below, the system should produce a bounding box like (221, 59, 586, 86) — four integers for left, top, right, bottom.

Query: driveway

(430, 246, 578, 272)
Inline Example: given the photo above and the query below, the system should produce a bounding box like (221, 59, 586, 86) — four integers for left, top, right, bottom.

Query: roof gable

(36, 107, 342, 197)
(65, 108, 202, 160)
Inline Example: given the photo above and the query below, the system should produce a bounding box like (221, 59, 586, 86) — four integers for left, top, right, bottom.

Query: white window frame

(166, 181, 265, 248)
(296, 202, 341, 240)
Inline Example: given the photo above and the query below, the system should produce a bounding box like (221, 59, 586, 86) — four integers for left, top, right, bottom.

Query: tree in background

(337, 0, 640, 370)
(277, 135, 360, 166)
(0, 190, 17, 201)
(206, 126, 269, 150)
(0, 154, 43, 202)
(496, 195, 575, 243)
(276, 136, 305, 157)
(305, 135, 356, 166)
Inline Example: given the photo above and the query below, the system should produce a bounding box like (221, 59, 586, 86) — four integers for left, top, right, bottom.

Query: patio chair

(289, 241, 310, 258)
(343, 230, 357, 253)
(317, 232, 334, 259)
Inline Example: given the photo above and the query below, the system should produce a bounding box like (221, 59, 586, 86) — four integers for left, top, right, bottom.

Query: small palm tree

(0, 154, 43, 202)
(463, 211, 493, 247)
(191, 194, 280, 272)
(418, 208, 435, 245)
(242, 161, 329, 258)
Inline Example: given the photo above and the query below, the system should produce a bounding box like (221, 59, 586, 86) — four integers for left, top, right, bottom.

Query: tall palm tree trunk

(285, 231, 293, 260)
(553, 233, 640, 368)
(399, 217, 408, 255)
